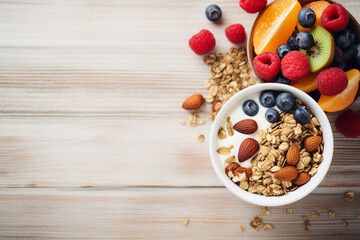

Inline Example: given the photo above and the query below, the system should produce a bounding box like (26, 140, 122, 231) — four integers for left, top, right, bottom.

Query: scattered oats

(343, 220, 349, 227)
(183, 217, 189, 226)
(217, 147, 231, 155)
(302, 216, 308, 221)
(261, 206, 270, 216)
(263, 223, 274, 231)
(179, 119, 186, 125)
(345, 192, 354, 202)
(218, 127, 227, 140)
(186, 112, 207, 127)
(225, 155, 236, 164)
(326, 173, 331, 178)
(323, 208, 336, 218)
(249, 216, 263, 231)
(227, 117, 234, 136)
(240, 224, 245, 232)
(311, 211, 320, 218)
(303, 220, 310, 233)
(197, 134, 205, 142)
(323, 208, 330, 213)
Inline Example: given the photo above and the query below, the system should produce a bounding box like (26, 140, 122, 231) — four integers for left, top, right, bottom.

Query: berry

(317, 67, 348, 96)
(239, 0, 267, 14)
(294, 106, 311, 125)
(242, 100, 259, 116)
(281, 51, 310, 81)
(336, 29, 356, 49)
(321, 3, 349, 33)
(253, 52, 280, 81)
(276, 44, 292, 59)
(298, 8, 316, 28)
(188, 29, 216, 55)
(225, 24, 246, 44)
(259, 90, 276, 108)
(265, 108, 280, 123)
(343, 44, 358, 61)
(276, 75, 291, 85)
(205, 5, 222, 22)
(335, 109, 360, 138)
(334, 47, 344, 64)
(287, 36, 299, 51)
(355, 44, 360, 65)
(276, 92, 295, 112)
(296, 31, 315, 50)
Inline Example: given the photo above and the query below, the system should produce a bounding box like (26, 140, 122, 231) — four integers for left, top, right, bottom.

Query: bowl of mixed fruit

(248, 0, 360, 113)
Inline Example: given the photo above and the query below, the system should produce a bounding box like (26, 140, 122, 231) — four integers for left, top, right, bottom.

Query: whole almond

(233, 119, 258, 134)
(182, 94, 204, 110)
(293, 172, 311, 185)
(304, 136, 323, 152)
(225, 162, 240, 176)
(274, 166, 298, 181)
(286, 144, 300, 166)
(238, 138, 259, 162)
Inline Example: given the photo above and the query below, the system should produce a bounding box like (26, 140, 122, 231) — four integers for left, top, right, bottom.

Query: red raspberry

(189, 29, 215, 55)
(239, 0, 267, 14)
(317, 67, 348, 96)
(281, 51, 310, 81)
(253, 52, 280, 81)
(321, 3, 349, 32)
(225, 24, 246, 44)
(335, 109, 360, 138)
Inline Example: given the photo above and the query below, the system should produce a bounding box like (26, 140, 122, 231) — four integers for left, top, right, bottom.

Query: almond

(274, 166, 298, 181)
(233, 119, 258, 134)
(286, 144, 300, 166)
(225, 162, 240, 176)
(211, 100, 222, 112)
(182, 94, 204, 110)
(304, 136, 323, 152)
(238, 138, 259, 162)
(293, 172, 311, 186)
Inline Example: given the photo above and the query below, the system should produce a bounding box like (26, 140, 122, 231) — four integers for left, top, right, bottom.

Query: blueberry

(336, 29, 357, 49)
(355, 44, 360, 65)
(287, 36, 299, 50)
(294, 106, 310, 125)
(205, 4, 222, 22)
(296, 31, 315, 50)
(276, 44, 292, 59)
(276, 92, 295, 112)
(259, 91, 276, 108)
(343, 44, 358, 61)
(334, 47, 344, 64)
(298, 8, 316, 28)
(242, 100, 259, 116)
(265, 108, 280, 123)
(275, 75, 291, 85)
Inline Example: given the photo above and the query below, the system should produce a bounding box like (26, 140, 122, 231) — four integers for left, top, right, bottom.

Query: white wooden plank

(0, 188, 359, 239)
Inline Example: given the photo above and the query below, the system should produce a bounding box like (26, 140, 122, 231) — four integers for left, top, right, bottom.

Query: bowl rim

(209, 83, 334, 206)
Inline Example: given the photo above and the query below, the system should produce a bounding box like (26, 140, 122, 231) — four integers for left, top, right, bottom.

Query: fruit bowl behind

(247, 0, 360, 100)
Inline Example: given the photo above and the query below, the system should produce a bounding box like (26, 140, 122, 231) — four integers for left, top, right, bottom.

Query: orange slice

(318, 69, 360, 112)
(291, 73, 318, 93)
(297, 1, 331, 32)
(253, 0, 301, 55)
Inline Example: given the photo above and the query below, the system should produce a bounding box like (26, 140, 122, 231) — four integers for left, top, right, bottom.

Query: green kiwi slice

(300, 26, 335, 73)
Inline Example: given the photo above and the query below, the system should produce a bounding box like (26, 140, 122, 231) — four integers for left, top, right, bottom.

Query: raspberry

(225, 24, 246, 44)
(321, 3, 349, 32)
(317, 67, 348, 96)
(188, 29, 215, 55)
(335, 109, 360, 138)
(253, 52, 280, 81)
(281, 51, 310, 81)
(239, 0, 267, 14)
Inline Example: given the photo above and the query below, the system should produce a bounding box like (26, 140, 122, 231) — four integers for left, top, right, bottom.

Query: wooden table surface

(0, 0, 360, 239)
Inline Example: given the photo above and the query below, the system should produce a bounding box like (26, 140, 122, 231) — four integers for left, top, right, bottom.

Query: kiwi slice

(300, 26, 335, 73)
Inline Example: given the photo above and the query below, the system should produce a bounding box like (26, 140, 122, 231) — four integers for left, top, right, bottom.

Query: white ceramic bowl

(209, 83, 333, 206)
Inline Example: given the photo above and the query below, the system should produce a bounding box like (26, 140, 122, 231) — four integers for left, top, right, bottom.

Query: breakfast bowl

(209, 83, 333, 206)
(247, 0, 360, 110)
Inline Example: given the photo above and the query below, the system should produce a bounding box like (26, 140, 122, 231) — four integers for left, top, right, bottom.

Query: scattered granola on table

(197, 134, 205, 142)
(261, 206, 270, 216)
(249, 216, 274, 231)
(344, 191, 354, 202)
(311, 211, 320, 218)
(183, 217, 189, 226)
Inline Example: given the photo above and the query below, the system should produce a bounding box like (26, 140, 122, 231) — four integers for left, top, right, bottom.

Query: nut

(274, 166, 298, 181)
(225, 162, 240, 176)
(304, 136, 323, 152)
(286, 144, 300, 166)
(238, 138, 259, 162)
(211, 100, 222, 112)
(233, 119, 258, 134)
(293, 172, 311, 185)
(182, 94, 204, 110)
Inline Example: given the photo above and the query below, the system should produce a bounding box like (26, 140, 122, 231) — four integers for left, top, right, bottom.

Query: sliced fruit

(291, 73, 318, 93)
(318, 69, 360, 112)
(253, 0, 301, 55)
(297, 1, 330, 31)
(300, 26, 335, 72)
